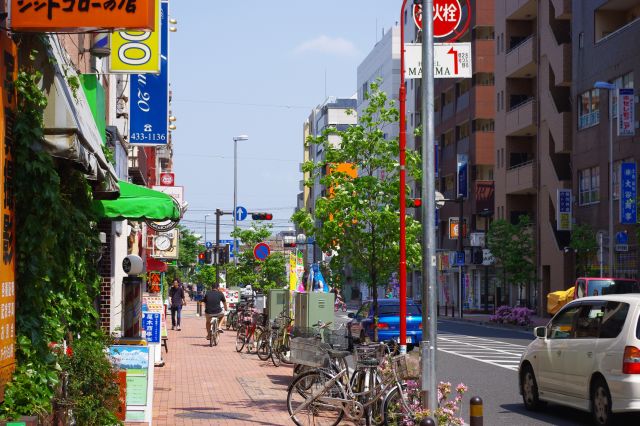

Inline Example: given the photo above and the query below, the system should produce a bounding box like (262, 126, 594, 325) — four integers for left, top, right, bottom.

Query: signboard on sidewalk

(109, 344, 154, 422)
(142, 312, 161, 344)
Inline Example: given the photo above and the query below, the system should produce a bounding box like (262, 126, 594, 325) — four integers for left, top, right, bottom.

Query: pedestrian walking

(169, 278, 186, 330)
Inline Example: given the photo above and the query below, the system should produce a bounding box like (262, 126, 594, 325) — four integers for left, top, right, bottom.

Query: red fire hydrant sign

(413, 0, 471, 42)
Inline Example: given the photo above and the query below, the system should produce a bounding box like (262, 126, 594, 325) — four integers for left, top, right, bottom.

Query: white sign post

(405, 42, 472, 79)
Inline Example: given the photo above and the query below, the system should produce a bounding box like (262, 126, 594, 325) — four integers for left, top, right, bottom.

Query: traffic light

(408, 198, 422, 208)
(204, 249, 213, 265)
(198, 251, 205, 264)
(218, 245, 229, 265)
(251, 212, 273, 220)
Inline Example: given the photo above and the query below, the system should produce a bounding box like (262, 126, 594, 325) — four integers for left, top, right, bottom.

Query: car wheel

(520, 364, 542, 411)
(591, 377, 613, 426)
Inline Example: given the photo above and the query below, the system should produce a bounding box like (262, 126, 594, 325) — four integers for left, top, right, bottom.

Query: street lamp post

(594, 82, 615, 276)
(233, 134, 249, 266)
(204, 213, 211, 245)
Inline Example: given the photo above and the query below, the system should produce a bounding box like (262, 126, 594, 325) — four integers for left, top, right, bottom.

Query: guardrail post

(419, 417, 436, 426)
(470, 396, 483, 426)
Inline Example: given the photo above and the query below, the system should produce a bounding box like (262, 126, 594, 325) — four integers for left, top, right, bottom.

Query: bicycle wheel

(279, 335, 292, 365)
(287, 370, 345, 426)
(212, 320, 219, 346)
(382, 384, 412, 426)
(271, 340, 282, 367)
(257, 331, 271, 361)
(235, 325, 246, 352)
(350, 369, 384, 426)
(225, 312, 233, 330)
(247, 326, 264, 354)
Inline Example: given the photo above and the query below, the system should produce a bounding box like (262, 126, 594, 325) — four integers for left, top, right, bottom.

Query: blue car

(347, 298, 422, 347)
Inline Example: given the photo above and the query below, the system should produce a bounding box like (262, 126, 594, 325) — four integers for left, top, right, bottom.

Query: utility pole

(215, 209, 222, 286)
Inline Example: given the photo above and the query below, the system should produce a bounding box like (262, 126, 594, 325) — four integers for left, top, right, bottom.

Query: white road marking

(437, 332, 528, 371)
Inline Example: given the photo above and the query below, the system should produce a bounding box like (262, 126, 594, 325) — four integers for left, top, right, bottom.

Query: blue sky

(170, 1, 399, 240)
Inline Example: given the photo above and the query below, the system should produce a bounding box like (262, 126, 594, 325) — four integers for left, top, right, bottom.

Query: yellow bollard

(470, 396, 483, 426)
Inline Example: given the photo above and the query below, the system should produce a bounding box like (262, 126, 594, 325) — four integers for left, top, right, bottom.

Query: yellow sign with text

(110, 0, 161, 73)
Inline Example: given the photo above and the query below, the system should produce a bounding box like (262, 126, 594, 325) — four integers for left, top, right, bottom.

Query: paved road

(436, 319, 639, 425)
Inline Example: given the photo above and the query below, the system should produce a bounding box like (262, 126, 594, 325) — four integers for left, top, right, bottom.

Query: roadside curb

(437, 316, 543, 335)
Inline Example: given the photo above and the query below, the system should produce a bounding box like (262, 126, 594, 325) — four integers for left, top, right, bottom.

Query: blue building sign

(129, 1, 169, 145)
(142, 312, 161, 344)
(620, 162, 637, 225)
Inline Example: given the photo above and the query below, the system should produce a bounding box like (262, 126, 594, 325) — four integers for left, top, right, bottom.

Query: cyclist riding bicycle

(201, 283, 228, 340)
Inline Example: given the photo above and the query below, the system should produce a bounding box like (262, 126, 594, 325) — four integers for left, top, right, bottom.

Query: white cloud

(293, 35, 359, 57)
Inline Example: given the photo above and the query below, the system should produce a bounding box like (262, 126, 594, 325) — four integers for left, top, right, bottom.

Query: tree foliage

(167, 225, 203, 282)
(569, 223, 599, 278)
(487, 215, 535, 305)
(225, 223, 286, 291)
(292, 81, 422, 340)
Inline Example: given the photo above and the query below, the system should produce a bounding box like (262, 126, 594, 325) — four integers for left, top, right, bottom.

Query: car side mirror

(347, 312, 355, 319)
(534, 326, 547, 339)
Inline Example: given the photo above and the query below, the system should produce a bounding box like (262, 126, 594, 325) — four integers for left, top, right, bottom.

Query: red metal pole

(399, 0, 408, 353)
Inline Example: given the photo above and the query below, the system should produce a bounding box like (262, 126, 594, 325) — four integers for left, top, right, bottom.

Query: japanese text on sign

(557, 189, 572, 231)
(404, 43, 472, 79)
(142, 312, 160, 343)
(620, 162, 637, 225)
(0, 34, 16, 402)
(10, 0, 154, 32)
(618, 88, 635, 137)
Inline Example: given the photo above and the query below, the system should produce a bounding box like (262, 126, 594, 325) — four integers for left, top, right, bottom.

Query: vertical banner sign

(457, 154, 468, 199)
(618, 88, 635, 137)
(557, 189, 572, 231)
(0, 34, 16, 401)
(129, 0, 168, 145)
(620, 162, 637, 225)
(110, 0, 162, 73)
(142, 312, 161, 343)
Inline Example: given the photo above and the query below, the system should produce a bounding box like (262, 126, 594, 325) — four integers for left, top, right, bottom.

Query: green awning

(93, 180, 181, 221)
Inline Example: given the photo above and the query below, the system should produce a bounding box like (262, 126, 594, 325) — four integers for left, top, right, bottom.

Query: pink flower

(456, 383, 468, 393)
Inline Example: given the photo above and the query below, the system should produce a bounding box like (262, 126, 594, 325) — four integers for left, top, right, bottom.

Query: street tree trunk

(371, 224, 379, 342)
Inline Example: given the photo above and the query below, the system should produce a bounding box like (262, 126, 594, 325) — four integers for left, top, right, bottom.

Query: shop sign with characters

(10, 0, 156, 32)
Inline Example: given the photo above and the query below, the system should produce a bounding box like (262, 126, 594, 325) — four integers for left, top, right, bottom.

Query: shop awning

(93, 180, 181, 221)
(41, 35, 119, 197)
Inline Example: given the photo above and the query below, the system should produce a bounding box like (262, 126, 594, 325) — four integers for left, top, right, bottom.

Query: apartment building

(572, 0, 640, 278)
(495, 0, 573, 310)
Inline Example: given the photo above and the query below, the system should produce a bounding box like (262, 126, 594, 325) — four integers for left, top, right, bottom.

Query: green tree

(569, 223, 598, 278)
(167, 225, 203, 283)
(487, 215, 535, 307)
(292, 81, 422, 341)
(225, 223, 286, 291)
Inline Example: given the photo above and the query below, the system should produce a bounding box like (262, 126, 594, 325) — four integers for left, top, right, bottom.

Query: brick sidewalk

(152, 303, 294, 425)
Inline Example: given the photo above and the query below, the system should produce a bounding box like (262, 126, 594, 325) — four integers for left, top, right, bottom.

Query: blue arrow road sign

(235, 206, 248, 221)
(205, 241, 213, 249)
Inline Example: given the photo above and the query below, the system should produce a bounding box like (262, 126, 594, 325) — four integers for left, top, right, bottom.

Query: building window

(473, 26, 495, 40)
(474, 72, 495, 86)
(457, 122, 470, 141)
(578, 89, 600, 130)
(443, 129, 454, 146)
(613, 158, 635, 200)
(473, 119, 495, 132)
(579, 166, 600, 205)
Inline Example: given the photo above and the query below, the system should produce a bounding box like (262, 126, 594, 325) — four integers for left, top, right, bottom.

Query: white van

(519, 295, 640, 425)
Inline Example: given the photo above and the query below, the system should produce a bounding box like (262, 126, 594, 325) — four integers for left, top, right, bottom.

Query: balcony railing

(506, 99, 537, 136)
(505, 35, 536, 78)
(506, 160, 535, 194)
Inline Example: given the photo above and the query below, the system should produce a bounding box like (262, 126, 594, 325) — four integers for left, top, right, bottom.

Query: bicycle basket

(392, 355, 410, 380)
(353, 343, 386, 367)
(323, 329, 350, 350)
(290, 337, 330, 368)
(290, 327, 321, 339)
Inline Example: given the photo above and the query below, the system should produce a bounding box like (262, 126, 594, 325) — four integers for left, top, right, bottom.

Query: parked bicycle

(235, 307, 266, 353)
(286, 341, 414, 426)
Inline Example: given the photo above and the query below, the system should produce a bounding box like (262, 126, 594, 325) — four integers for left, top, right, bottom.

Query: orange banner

(10, 0, 155, 32)
(0, 32, 16, 401)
